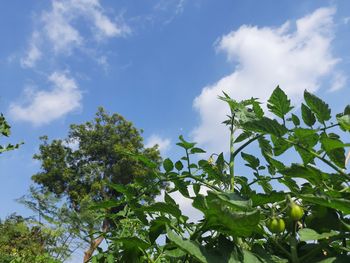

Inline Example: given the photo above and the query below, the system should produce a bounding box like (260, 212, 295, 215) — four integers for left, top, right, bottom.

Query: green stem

(290, 221, 299, 263)
(229, 118, 235, 191)
(185, 149, 192, 176)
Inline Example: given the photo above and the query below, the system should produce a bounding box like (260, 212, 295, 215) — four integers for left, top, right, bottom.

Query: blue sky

(1, 0, 350, 240)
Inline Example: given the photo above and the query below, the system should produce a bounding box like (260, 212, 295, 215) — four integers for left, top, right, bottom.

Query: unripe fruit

(289, 203, 304, 221)
(267, 218, 285, 233)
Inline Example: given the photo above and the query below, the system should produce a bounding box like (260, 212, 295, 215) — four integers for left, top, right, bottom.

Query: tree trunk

(83, 219, 109, 263)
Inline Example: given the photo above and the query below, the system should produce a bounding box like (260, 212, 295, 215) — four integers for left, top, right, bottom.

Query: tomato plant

(90, 87, 350, 263)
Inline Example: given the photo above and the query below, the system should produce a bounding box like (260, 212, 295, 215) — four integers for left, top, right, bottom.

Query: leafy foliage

(0, 214, 59, 263)
(90, 87, 350, 263)
(0, 113, 22, 154)
(27, 107, 163, 262)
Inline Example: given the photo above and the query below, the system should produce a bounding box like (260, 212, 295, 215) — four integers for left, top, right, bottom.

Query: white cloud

(20, 31, 42, 68)
(145, 135, 171, 154)
(21, 0, 129, 67)
(192, 7, 343, 153)
(330, 72, 347, 92)
(9, 72, 82, 126)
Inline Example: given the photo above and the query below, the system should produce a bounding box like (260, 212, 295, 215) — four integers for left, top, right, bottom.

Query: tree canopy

(29, 107, 163, 261)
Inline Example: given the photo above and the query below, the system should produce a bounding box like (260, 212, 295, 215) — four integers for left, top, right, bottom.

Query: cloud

(20, 31, 42, 68)
(192, 7, 343, 153)
(21, 0, 130, 67)
(330, 72, 347, 92)
(9, 72, 82, 126)
(145, 135, 171, 154)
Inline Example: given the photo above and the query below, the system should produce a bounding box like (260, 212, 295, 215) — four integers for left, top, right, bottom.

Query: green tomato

(267, 218, 285, 233)
(289, 204, 304, 221)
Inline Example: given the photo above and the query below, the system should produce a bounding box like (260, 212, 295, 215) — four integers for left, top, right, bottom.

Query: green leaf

(106, 254, 114, 263)
(167, 228, 224, 263)
(301, 103, 316, 127)
(234, 131, 252, 143)
(337, 114, 350, 131)
(271, 135, 291, 156)
(149, 217, 169, 243)
(252, 101, 264, 118)
(142, 202, 182, 218)
(281, 164, 327, 186)
(176, 135, 196, 150)
(175, 160, 183, 171)
(163, 158, 174, 172)
(291, 114, 300, 126)
(243, 117, 288, 137)
(304, 90, 331, 123)
(267, 86, 293, 119)
(320, 135, 346, 168)
(193, 193, 260, 237)
(241, 152, 260, 170)
(190, 147, 206, 154)
(164, 193, 177, 206)
(164, 248, 187, 258)
(298, 228, 339, 242)
(300, 194, 350, 214)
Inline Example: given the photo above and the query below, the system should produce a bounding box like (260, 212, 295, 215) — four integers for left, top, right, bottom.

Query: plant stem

(229, 116, 235, 191)
(290, 221, 299, 263)
(185, 149, 192, 176)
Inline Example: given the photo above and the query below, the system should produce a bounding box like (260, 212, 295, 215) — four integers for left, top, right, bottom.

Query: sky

(1, 0, 350, 259)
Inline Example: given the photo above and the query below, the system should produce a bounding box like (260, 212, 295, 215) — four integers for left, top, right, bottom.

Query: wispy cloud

(9, 72, 82, 126)
(192, 7, 344, 153)
(20, 31, 42, 68)
(21, 0, 130, 68)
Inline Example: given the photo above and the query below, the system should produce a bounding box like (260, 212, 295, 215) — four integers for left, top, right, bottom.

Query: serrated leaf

(304, 90, 331, 123)
(234, 131, 251, 143)
(291, 114, 300, 126)
(267, 86, 293, 119)
(241, 152, 260, 170)
(301, 103, 316, 127)
(320, 135, 346, 168)
(142, 202, 182, 218)
(243, 117, 288, 137)
(271, 135, 291, 156)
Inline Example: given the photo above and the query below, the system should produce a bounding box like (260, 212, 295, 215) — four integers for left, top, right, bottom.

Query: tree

(91, 87, 350, 262)
(29, 107, 162, 262)
(0, 214, 59, 263)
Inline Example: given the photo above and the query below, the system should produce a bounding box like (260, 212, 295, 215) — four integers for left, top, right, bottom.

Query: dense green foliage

(89, 87, 350, 262)
(27, 107, 163, 261)
(0, 214, 59, 263)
